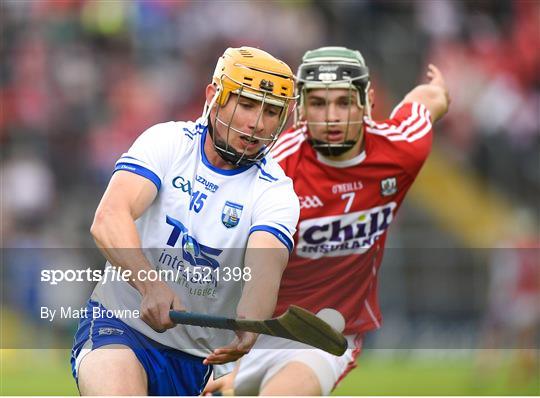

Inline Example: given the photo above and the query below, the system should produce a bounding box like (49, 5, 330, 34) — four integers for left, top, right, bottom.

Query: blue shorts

(71, 299, 212, 396)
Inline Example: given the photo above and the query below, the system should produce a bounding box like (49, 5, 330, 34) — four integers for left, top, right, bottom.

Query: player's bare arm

(402, 64, 450, 123)
(238, 231, 289, 320)
(203, 231, 289, 365)
(91, 170, 185, 332)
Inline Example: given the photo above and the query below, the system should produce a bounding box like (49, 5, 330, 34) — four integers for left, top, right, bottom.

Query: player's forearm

(90, 207, 155, 294)
(237, 279, 279, 320)
(236, 246, 288, 320)
(403, 84, 449, 123)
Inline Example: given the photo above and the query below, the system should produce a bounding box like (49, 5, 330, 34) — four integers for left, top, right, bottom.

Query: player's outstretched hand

(404, 63, 450, 122)
(140, 280, 185, 332)
(203, 331, 258, 365)
(427, 64, 450, 106)
(426, 64, 444, 86)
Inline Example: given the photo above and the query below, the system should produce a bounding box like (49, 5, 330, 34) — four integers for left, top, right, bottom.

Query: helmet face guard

(203, 47, 296, 167)
(295, 47, 370, 157)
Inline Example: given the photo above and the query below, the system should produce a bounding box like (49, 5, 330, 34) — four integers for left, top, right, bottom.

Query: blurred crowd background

(2, 0, 539, 242)
(1, 0, 539, 390)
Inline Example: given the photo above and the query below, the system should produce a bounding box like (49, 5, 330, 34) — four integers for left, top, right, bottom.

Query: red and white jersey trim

(365, 102, 432, 142)
(364, 300, 381, 329)
(271, 126, 306, 162)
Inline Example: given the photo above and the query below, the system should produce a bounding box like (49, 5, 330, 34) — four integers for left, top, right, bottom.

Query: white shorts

(234, 333, 362, 395)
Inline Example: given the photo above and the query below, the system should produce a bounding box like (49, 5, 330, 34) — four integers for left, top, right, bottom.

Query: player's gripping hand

(203, 331, 258, 365)
(140, 280, 185, 332)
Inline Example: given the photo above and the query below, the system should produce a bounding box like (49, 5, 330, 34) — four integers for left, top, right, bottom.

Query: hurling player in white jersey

(203, 47, 450, 395)
(70, 47, 300, 395)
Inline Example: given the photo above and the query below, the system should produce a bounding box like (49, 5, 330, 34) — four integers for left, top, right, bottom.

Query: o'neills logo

(296, 203, 397, 259)
(332, 181, 363, 194)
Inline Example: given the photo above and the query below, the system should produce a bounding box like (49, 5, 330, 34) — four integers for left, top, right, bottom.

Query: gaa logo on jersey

(380, 177, 397, 196)
(222, 201, 244, 228)
(299, 195, 324, 209)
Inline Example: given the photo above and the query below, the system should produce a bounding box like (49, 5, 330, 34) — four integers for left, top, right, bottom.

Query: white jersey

(92, 118, 299, 358)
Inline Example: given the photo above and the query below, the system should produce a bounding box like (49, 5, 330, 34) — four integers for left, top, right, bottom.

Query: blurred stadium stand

(1, 0, 538, 351)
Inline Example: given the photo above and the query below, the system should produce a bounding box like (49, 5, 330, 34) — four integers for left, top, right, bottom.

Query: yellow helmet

(205, 47, 296, 167)
(212, 47, 295, 107)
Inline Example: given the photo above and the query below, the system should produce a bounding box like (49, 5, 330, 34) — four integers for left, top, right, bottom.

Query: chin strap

(309, 139, 357, 157)
(207, 121, 263, 167)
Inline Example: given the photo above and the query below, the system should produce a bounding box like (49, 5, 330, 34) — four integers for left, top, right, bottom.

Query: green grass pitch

(1, 349, 538, 395)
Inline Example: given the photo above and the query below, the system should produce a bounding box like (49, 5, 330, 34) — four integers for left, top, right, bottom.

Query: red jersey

(509, 239, 540, 298)
(271, 102, 433, 334)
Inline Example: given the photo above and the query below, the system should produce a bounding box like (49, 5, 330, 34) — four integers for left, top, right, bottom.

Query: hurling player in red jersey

(204, 46, 450, 396)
